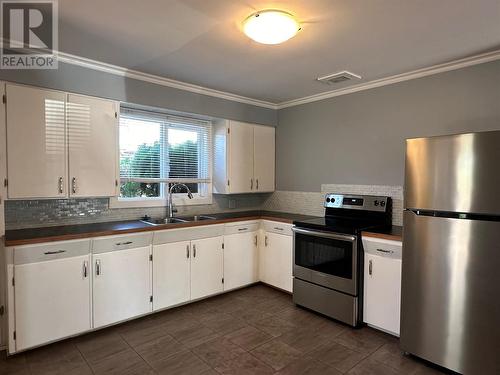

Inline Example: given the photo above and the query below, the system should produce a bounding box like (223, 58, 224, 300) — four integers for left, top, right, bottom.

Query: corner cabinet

(4, 83, 118, 199)
(213, 120, 275, 194)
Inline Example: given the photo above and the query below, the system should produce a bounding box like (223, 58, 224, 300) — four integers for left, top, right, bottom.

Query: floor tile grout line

(119, 331, 158, 374)
(74, 342, 97, 375)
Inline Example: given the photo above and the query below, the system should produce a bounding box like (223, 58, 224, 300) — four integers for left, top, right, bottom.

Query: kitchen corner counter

(4, 211, 318, 247)
(362, 225, 403, 242)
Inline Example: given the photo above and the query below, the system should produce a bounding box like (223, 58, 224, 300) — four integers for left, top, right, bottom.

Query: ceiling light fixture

(243, 10, 301, 45)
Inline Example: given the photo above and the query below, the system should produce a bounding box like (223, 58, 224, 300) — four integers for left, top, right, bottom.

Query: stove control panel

(324, 194, 390, 212)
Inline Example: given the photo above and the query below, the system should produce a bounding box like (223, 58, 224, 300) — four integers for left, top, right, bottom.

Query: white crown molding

(276, 49, 500, 109)
(57, 52, 278, 110)
(56, 49, 500, 111)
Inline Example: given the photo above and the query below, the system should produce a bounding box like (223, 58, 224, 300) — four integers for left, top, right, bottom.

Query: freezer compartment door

(405, 131, 500, 214)
(401, 210, 500, 375)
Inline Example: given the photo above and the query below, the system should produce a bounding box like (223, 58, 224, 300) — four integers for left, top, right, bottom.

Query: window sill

(109, 195, 213, 209)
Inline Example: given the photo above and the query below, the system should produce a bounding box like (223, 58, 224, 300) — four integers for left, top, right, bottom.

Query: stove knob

(374, 200, 379, 206)
(331, 197, 335, 203)
(326, 197, 331, 203)
(380, 200, 386, 207)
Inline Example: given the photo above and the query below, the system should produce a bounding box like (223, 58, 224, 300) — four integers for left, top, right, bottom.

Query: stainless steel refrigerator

(401, 130, 500, 375)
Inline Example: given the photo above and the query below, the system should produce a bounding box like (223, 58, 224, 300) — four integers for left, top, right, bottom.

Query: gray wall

(0, 62, 277, 126)
(277, 60, 500, 192)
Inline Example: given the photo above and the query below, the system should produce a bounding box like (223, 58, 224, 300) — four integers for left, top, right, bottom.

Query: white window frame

(110, 107, 213, 209)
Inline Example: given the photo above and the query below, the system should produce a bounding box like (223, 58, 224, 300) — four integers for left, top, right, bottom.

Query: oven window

(295, 233, 353, 279)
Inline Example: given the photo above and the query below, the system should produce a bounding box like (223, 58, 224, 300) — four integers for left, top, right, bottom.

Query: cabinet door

(67, 94, 117, 197)
(6, 84, 66, 198)
(153, 241, 191, 311)
(228, 121, 254, 193)
(93, 247, 152, 328)
(253, 125, 275, 192)
(224, 232, 258, 291)
(363, 253, 401, 335)
(14, 255, 91, 351)
(262, 232, 293, 292)
(191, 236, 224, 300)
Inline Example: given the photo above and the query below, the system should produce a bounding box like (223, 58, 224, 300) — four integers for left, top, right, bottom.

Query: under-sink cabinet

(5, 219, 293, 353)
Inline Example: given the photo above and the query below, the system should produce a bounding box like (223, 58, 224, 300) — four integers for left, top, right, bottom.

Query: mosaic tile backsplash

(5, 184, 404, 230)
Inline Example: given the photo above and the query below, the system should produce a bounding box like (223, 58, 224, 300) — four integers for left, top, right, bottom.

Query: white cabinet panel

(224, 231, 258, 291)
(253, 125, 275, 192)
(67, 94, 117, 197)
(14, 255, 91, 351)
(260, 231, 293, 292)
(228, 121, 254, 193)
(6, 84, 66, 199)
(153, 240, 191, 311)
(191, 236, 224, 300)
(363, 238, 402, 336)
(93, 246, 152, 328)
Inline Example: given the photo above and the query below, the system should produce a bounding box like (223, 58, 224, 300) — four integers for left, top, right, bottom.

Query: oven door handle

(291, 227, 356, 242)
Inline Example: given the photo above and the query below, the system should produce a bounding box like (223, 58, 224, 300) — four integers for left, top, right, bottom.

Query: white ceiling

(58, 0, 500, 104)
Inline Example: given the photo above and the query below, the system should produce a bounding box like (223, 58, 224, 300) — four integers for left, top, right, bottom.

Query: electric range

(292, 193, 392, 326)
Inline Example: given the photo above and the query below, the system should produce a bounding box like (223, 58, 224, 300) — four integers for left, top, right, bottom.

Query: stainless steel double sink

(140, 215, 216, 226)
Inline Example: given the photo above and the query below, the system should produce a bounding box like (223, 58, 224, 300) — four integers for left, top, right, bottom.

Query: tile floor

(0, 284, 450, 375)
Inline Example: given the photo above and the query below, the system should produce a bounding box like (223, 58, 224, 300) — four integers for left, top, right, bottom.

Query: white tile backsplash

(264, 184, 404, 226)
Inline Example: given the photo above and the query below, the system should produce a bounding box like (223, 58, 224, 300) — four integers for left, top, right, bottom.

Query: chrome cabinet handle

(376, 248, 394, 254)
(44, 250, 66, 255)
(116, 241, 133, 246)
(58, 177, 64, 194)
(83, 260, 88, 278)
(250, 179, 253, 190)
(265, 236, 268, 247)
(193, 244, 196, 258)
(96, 259, 101, 276)
(238, 227, 248, 232)
(369, 260, 373, 275)
(71, 177, 77, 194)
(186, 244, 190, 258)
(254, 235, 258, 246)
(256, 179, 259, 190)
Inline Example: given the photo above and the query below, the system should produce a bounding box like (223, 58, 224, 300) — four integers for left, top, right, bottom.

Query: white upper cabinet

(213, 120, 275, 194)
(67, 94, 118, 197)
(253, 125, 275, 192)
(6, 84, 66, 199)
(4, 83, 119, 199)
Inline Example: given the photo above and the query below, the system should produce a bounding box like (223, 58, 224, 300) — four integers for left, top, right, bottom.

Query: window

(112, 107, 212, 207)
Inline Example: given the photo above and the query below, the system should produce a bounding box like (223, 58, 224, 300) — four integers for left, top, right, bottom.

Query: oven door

(292, 227, 358, 295)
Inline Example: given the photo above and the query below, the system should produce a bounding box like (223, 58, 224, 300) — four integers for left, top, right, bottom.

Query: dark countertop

(4, 210, 319, 246)
(361, 225, 403, 241)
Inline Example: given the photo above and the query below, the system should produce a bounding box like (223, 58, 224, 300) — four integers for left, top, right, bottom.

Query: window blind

(119, 107, 212, 185)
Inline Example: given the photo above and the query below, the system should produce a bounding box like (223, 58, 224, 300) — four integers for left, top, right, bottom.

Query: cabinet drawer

(14, 239, 91, 265)
(262, 220, 293, 236)
(224, 221, 260, 235)
(362, 237, 402, 259)
(93, 232, 153, 254)
(154, 224, 224, 245)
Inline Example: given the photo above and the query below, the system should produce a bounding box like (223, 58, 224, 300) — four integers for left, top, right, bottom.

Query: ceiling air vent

(317, 71, 362, 85)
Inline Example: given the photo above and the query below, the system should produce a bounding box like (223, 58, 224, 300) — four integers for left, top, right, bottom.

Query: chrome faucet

(168, 183, 193, 219)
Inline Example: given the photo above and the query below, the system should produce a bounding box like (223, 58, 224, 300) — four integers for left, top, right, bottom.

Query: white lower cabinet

(12, 240, 91, 351)
(223, 222, 259, 291)
(153, 240, 191, 311)
(92, 234, 153, 328)
(362, 237, 402, 336)
(259, 221, 293, 292)
(191, 236, 224, 300)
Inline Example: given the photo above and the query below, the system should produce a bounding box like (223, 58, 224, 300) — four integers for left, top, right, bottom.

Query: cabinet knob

(265, 236, 268, 247)
(186, 245, 190, 258)
(193, 244, 196, 258)
(250, 179, 253, 190)
(71, 177, 77, 194)
(369, 260, 373, 275)
(58, 177, 64, 194)
(83, 260, 88, 278)
(256, 179, 259, 190)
